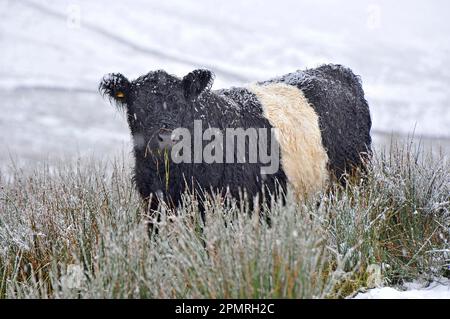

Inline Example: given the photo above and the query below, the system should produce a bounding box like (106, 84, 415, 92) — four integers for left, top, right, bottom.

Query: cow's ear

(99, 73, 131, 105)
(181, 69, 214, 100)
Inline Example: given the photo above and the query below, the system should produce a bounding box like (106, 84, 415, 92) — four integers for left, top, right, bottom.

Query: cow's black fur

(99, 64, 371, 218)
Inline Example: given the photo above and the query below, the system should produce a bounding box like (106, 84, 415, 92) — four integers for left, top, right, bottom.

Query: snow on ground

(0, 0, 449, 170)
(354, 279, 450, 299)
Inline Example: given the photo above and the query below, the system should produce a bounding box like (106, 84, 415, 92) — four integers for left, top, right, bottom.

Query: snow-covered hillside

(1, 0, 449, 167)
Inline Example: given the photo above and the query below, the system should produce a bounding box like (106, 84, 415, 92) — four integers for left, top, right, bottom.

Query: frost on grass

(0, 141, 449, 298)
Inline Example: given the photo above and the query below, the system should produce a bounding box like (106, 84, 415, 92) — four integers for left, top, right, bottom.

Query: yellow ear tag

(116, 91, 125, 98)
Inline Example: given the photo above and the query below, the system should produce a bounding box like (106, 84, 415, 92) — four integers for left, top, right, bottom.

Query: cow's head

(99, 69, 214, 152)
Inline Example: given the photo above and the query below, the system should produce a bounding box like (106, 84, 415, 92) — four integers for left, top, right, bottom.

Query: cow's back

(262, 64, 372, 180)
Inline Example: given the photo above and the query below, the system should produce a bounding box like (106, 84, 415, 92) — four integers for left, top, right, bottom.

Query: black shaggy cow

(99, 64, 372, 218)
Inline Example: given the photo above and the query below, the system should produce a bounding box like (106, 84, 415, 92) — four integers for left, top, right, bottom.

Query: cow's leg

(144, 195, 162, 237)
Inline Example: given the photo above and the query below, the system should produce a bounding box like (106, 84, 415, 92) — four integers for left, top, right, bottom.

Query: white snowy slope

(0, 0, 449, 168)
(354, 279, 450, 299)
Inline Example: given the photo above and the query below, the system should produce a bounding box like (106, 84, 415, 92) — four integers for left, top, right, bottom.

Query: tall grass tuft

(0, 141, 448, 298)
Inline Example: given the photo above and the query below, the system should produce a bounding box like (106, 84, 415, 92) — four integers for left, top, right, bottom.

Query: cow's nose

(157, 131, 173, 150)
